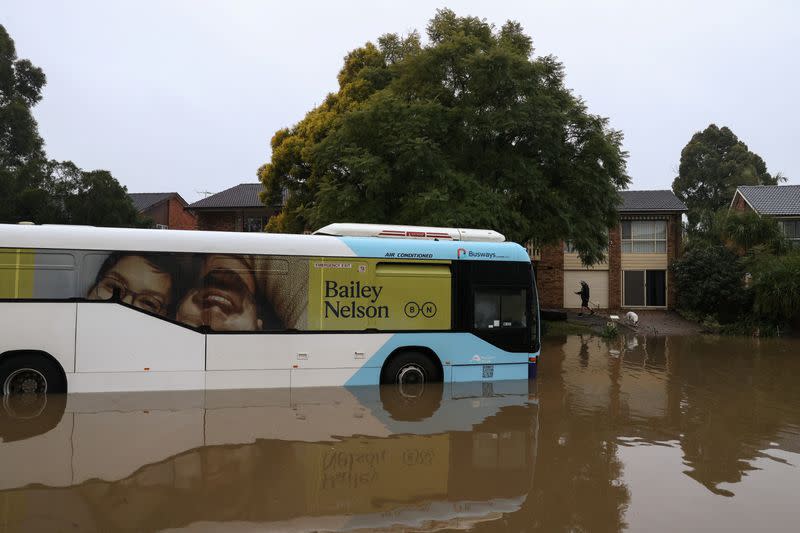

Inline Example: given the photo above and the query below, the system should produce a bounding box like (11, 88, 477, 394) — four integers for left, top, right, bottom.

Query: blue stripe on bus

(338, 237, 531, 262)
(344, 332, 531, 386)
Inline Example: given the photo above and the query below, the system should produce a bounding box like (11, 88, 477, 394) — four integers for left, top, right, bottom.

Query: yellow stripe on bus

(0, 248, 35, 299)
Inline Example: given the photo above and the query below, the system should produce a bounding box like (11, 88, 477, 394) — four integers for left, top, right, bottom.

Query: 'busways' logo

(457, 248, 497, 259)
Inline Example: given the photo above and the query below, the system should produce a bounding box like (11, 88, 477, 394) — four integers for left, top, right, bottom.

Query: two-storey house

(536, 190, 687, 310)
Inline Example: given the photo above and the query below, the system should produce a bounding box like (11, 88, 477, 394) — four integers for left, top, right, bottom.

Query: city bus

(0, 222, 540, 395)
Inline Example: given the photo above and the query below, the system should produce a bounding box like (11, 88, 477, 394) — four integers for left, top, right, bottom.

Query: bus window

(0, 250, 75, 299)
(474, 288, 527, 330)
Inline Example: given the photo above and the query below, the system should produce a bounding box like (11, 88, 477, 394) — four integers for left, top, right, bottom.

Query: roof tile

(128, 192, 177, 212)
(735, 185, 800, 216)
(619, 190, 687, 212)
(188, 183, 266, 209)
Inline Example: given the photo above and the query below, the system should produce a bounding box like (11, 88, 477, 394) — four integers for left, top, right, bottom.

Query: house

(128, 192, 197, 230)
(188, 183, 280, 232)
(536, 190, 687, 310)
(729, 185, 800, 246)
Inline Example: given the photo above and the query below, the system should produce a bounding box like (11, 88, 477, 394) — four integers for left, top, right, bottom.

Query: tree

(260, 9, 629, 265)
(0, 25, 143, 228)
(688, 209, 789, 256)
(40, 161, 146, 227)
(0, 24, 48, 223)
(720, 210, 789, 256)
(672, 124, 783, 231)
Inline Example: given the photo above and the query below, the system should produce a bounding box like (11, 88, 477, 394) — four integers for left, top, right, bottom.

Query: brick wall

(731, 193, 751, 213)
(142, 201, 169, 227)
(168, 198, 198, 230)
(666, 213, 683, 310)
(608, 224, 621, 309)
(535, 243, 564, 309)
(197, 212, 237, 231)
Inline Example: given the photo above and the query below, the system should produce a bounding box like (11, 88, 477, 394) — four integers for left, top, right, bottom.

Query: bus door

(454, 262, 533, 353)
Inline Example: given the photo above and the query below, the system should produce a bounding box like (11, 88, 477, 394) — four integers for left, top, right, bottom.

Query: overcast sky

(4, 0, 799, 203)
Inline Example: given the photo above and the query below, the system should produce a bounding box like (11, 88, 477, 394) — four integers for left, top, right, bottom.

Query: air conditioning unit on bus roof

(313, 223, 505, 243)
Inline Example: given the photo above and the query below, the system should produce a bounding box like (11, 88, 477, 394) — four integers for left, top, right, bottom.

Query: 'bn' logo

(404, 301, 437, 318)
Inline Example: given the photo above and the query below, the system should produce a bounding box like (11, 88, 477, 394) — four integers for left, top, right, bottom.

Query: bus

(0, 222, 540, 396)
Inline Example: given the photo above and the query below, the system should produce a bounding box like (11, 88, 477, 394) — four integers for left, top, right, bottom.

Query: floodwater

(2, 335, 800, 531)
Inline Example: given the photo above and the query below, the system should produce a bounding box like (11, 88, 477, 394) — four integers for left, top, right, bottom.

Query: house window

(623, 270, 666, 307)
(243, 216, 267, 232)
(621, 220, 667, 253)
(780, 220, 800, 245)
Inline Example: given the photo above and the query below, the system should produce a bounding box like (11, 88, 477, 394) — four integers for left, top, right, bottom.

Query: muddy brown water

(2, 334, 800, 532)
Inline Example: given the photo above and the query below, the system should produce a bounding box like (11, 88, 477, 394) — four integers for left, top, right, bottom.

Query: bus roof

(0, 224, 531, 263)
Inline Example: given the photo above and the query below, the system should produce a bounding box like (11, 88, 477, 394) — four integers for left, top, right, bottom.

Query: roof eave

(729, 189, 759, 213)
(619, 208, 687, 213)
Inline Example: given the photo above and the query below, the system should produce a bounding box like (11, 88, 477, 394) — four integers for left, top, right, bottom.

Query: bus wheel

(381, 351, 442, 386)
(0, 352, 67, 399)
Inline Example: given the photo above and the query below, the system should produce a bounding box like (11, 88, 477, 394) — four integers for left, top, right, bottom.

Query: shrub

(671, 245, 750, 323)
(722, 210, 790, 255)
(600, 322, 619, 338)
(749, 251, 800, 327)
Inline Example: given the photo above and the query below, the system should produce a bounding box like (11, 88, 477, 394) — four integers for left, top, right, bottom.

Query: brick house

(536, 190, 687, 310)
(188, 183, 281, 232)
(729, 185, 800, 246)
(128, 192, 197, 230)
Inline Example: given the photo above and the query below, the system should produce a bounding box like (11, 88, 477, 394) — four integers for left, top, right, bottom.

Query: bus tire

(380, 350, 442, 386)
(0, 351, 67, 397)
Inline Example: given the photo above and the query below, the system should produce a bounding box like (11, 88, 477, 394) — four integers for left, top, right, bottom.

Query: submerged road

(2, 333, 800, 531)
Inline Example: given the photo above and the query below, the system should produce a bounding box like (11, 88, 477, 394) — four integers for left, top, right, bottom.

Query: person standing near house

(575, 280, 594, 316)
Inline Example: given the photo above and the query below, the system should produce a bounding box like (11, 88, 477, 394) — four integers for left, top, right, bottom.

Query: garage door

(563, 271, 609, 309)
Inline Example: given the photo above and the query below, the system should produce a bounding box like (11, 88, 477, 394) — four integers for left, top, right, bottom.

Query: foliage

(671, 245, 750, 323)
(748, 251, 800, 327)
(0, 25, 142, 227)
(259, 9, 629, 265)
(720, 210, 789, 256)
(688, 209, 789, 256)
(0, 24, 47, 223)
(672, 124, 784, 231)
(600, 322, 619, 339)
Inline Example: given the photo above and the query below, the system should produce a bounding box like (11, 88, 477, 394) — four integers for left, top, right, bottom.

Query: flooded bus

(0, 223, 540, 396)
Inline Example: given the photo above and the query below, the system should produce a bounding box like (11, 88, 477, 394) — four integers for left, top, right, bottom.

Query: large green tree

(0, 24, 48, 222)
(0, 24, 143, 227)
(672, 124, 783, 231)
(260, 9, 629, 265)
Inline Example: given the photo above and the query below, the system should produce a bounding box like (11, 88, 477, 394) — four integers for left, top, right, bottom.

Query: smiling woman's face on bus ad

(176, 254, 263, 332)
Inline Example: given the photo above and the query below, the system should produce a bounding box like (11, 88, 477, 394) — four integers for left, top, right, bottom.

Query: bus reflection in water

(0, 381, 538, 532)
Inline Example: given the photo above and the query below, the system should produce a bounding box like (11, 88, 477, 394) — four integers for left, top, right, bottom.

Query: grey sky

(4, 0, 799, 203)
